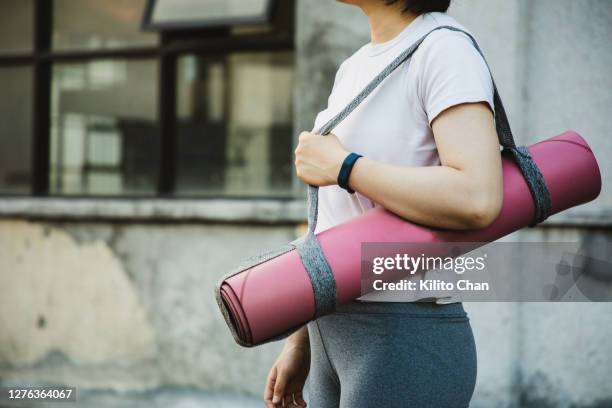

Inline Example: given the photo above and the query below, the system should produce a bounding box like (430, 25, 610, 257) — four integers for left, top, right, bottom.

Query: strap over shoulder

(315, 25, 551, 228)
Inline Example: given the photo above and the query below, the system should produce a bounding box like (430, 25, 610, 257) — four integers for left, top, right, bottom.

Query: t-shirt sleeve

(416, 31, 495, 125)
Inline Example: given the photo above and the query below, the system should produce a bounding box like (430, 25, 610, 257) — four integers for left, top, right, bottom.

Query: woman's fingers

(281, 392, 307, 407)
(272, 369, 289, 406)
(263, 366, 277, 407)
(294, 391, 307, 407)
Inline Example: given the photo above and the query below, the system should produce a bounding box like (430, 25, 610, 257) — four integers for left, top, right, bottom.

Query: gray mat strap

(436, 26, 552, 224)
(294, 183, 336, 316)
(508, 146, 552, 224)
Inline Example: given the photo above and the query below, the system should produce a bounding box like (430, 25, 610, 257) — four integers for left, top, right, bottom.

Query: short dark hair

(385, 0, 451, 15)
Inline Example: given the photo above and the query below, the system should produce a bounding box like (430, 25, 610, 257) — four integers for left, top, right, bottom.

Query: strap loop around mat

(294, 184, 336, 316)
(508, 146, 552, 225)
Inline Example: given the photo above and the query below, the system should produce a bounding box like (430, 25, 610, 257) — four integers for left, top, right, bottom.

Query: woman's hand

(264, 331, 310, 407)
(294, 131, 348, 186)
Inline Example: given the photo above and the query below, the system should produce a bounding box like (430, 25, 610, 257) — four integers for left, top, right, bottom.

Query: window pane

(0, 0, 33, 53)
(151, 0, 270, 26)
(53, 0, 157, 51)
(176, 52, 294, 197)
(0, 67, 32, 194)
(50, 60, 159, 195)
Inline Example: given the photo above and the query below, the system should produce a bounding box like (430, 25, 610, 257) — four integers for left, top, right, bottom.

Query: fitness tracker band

(337, 153, 362, 194)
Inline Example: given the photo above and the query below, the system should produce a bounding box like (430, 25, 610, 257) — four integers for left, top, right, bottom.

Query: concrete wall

(0, 1, 611, 407)
(0, 217, 294, 406)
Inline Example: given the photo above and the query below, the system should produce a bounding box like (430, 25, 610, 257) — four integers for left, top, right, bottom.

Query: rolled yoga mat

(217, 131, 601, 346)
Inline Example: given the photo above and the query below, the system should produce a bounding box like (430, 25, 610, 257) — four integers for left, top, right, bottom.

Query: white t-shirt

(311, 12, 495, 302)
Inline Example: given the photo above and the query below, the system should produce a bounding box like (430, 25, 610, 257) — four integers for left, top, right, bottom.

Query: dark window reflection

(50, 60, 159, 195)
(176, 52, 294, 197)
(53, 0, 157, 51)
(0, 67, 32, 194)
(150, 0, 270, 25)
(0, 0, 33, 54)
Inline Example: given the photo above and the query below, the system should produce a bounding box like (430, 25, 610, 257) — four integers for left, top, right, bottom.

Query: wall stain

(36, 315, 46, 329)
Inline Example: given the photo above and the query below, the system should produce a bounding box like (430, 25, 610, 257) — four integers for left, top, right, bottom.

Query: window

(143, 0, 272, 30)
(50, 60, 159, 195)
(0, 67, 33, 193)
(0, 0, 295, 198)
(0, 0, 34, 53)
(176, 52, 294, 196)
(53, 0, 157, 51)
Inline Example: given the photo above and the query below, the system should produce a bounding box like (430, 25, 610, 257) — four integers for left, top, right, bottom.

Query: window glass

(150, 0, 270, 26)
(0, 0, 33, 53)
(53, 0, 157, 51)
(176, 52, 294, 197)
(0, 67, 33, 194)
(50, 59, 159, 195)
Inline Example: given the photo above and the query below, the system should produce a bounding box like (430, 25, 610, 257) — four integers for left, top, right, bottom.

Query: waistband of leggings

(333, 301, 466, 316)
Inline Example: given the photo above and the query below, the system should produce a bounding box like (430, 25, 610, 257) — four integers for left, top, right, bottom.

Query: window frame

(141, 0, 276, 31)
(0, 0, 295, 199)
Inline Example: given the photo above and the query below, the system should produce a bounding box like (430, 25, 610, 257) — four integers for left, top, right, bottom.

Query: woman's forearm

(348, 157, 502, 230)
(286, 326, 309, 350)
(294, 103, 503, 230)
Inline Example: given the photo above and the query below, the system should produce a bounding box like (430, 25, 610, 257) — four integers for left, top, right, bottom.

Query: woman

(264, 0, 503, 406)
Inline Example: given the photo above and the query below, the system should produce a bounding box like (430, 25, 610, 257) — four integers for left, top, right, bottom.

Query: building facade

(0, 1, 611, 406)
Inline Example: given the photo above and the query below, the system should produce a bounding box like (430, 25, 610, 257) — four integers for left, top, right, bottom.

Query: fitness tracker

(337, 152, 362, 194)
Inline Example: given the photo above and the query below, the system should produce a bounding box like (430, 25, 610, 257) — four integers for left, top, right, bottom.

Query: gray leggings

(306, 301, 476, 408)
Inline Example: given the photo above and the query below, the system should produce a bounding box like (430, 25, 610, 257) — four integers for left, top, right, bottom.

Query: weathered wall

(524, 0, 612, 208)
(294, 0, 369, 134)
(0, 219, 294, 404)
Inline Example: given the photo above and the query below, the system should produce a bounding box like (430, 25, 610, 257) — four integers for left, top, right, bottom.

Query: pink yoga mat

(219, 131, 601, 346)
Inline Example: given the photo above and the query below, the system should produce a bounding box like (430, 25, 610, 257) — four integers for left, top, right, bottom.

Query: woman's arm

(264, 326, 310, 407)
(294, 102, 503, 230)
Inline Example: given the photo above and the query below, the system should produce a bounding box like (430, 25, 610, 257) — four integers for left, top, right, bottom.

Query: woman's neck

(360, 3, 418, 44)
